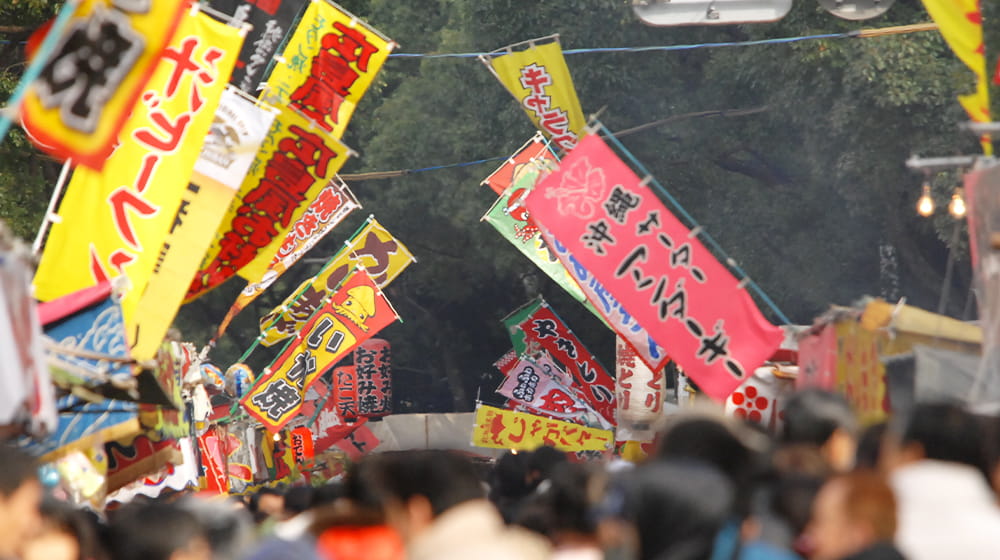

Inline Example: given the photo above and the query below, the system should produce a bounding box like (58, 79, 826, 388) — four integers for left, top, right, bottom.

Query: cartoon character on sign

(333, 285, 376, 332)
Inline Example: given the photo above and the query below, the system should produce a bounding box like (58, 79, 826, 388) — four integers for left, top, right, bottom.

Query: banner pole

(32, 158, 72, 256)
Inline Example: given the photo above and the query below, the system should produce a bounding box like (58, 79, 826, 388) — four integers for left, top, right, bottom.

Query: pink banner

(497, 353, 592, 419)
(525, 134, 783, 401)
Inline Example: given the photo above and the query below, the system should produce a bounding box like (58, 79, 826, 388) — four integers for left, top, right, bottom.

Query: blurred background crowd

(3, 390, 1000, 560)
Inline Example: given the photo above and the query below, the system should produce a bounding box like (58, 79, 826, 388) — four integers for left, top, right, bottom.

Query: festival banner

(20, 0, 190, 169)
(920, 0, 991, 153)
(334, 423, 380, 461)
(197, 426, 229, 493)
(192, 87, 280, 191)
(331, 366, 359, 421)
(290, 426, 315, 465)
(262, 0, 394, 139)
(34, 9, 243, 313)
(615, 336, 664, 433)
(497, 352, 593, 420)
(471, 404, 613, 452)
(105, 434, 181, 493)
(353, 338, 392, 417)
(548, 235, 668, 371)
(211, 0, 306, 94)
(214, 177, 360, 338)
(481, 37, 586, 153)
(525, 133, 784, 402)
(241, 267, 399, 432)
(482, 133, 558, 196)
(311, 386, 366, 452)
(483, 165, 596, 314)
(259, 217, 414, 347)
(503, 299, 616, 425)
(186, 106, 354, 301)
(223, 420, 257, 494)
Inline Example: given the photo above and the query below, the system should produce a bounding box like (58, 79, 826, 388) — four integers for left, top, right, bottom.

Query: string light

(917, 182, 935, 217)
(949, 187, 966, 218)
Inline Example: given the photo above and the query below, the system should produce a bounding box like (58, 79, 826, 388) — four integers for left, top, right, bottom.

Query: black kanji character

(251, 379, 299, 421)
(286, 351, 316, 388)
(581, 220, 616, 256)
(603, 185, 641, 224)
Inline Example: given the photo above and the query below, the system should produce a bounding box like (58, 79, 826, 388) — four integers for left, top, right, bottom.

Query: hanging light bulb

(917, 183, 935, 217)
(949, 187, 967, 218)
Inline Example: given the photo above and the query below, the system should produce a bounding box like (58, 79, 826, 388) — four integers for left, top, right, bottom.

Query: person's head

(781, 389, 858, 471)
(283, 486, 314, 517)
(882, 401, 988, 477)
(247, 488, 284, 523)
(620, 460, 735, 560)
(0, 444, 43, 558)
(854, 422, 888, 470)
(106, 502, 210, 560)
(807, 471, 896, 560)
(367, 450, 486, 541)
(526, 446, 567, 489)
(20, 498, 101, 560)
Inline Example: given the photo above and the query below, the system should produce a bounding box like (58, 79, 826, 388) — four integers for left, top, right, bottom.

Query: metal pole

(32, 159, 71, 256)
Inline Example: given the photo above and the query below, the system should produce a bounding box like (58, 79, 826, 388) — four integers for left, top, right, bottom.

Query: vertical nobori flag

(482, 133, 558, 196)
(241, 266, 399, 432)
(210, 0, 306, 94)
(525, 133, 784, 402)
(20, 0, 190, 170)
(185, 106, 354, 302)
(258, 217, 415, 347)
(214, 177, 361, 339)
(920, 0, 990, 153)
(503, 299, 616, 426)
(481, 36, 586, 153)
(34, 9, 243, 359)
(262, 0, 395, 139)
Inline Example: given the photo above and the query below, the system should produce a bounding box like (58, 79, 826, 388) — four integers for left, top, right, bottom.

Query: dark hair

(899, 402, 988, 476)
(527, 446, 566, 481)
(780, 389, 857, 446)
(283, 486, 314, 515)
(621, 460, 734, 560)
(656, 417, 756, 487)
(106, 502, 205, 560)
(368, 450, 485, 516)
(39, 498, 104, 560)
(488, 451, 532, 523)
(247, 487, 283, 513)
(0, 444, 38, 497)
(855, 422, 888, 470)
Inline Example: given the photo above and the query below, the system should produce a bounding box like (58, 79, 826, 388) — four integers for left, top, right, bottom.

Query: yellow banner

(259, 217, 414, 347)
(471, 404, 613, 452)
(483, 39, 586, 153)
(834, 320, 887, 425)
(20, 0, 190, 170)
(34, 11, 243, 313)
(921, 0, 991, 153)
(186, 106, 354, 302)
(262, 0, 393, 139)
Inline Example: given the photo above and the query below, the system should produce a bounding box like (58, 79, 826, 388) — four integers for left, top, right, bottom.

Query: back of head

(0, 444, 38, 497)
(898, 401, 987, 474)
(107, 502, 206, 560)
(370, 450, 485, 517)
(839, 471, 896, 540)
(622, 460, 735, 560)
(656, 416, 755, 486)
(781, 389, 857, 447)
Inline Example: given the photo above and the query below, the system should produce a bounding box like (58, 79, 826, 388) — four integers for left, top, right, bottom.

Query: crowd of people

(3, 390, 1000, 560)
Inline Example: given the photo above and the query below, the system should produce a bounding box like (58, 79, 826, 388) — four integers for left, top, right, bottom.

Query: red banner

(334, 424, 380, 460)
(353, 338, 392, 417)
(482, 134, 558, 196)
(525, 134, 783, 401)
(197, 426, 229, 493)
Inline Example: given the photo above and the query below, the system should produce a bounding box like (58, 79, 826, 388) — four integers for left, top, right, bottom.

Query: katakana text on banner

(34, 9, 242, 339)
(241, 267, 398, 432)
(259, 217, 414, 347)
(186, 106, 354, 301)
(212, 0, 305, 94)
(525, 133, 784, 402)
(471, 404, 612, 452)
(263, 0, 394, 139)
(482, 38, 586, 153)
(20, 0, 190, 169)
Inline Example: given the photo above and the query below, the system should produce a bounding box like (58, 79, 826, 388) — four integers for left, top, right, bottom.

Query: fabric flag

(547, 234, 668, 371)
(211, 0, 306, 94)
(241, 267, 399, 432)
(353, 338, 392, 417)
(214, 177, 361, 338)
(331, 366, 359, 421)
(19, 0, 190, 169)
(483, 163, 598, 316)
(525, 133, 784, 402)
(310, 389, 366, 453)
(497, 353, 595, 421)
(262, 0, 394, 139)
(503, 299, 616, 425)
(481, 37, 586, 153)
(920, 0, 991, 154)
(482, 133, 558, 196)
(964, 165, 1000, 402)
(223, 420, 257, 494)
(34, 9, 242, 314)
(615, 336, 665, 432)
(186, 106, 354, 301)
(259, 217, 415, 347)
(197, 426, 229, 493)
(471, 404, 613, 452)
(334, 424, 380, 461)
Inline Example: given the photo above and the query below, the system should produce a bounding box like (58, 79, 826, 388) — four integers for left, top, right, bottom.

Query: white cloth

(408, 500, 551, 560)
(891, 460, 1000, 560)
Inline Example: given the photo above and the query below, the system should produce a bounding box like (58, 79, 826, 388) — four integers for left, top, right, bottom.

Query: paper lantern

(615, 336, 665, 430)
